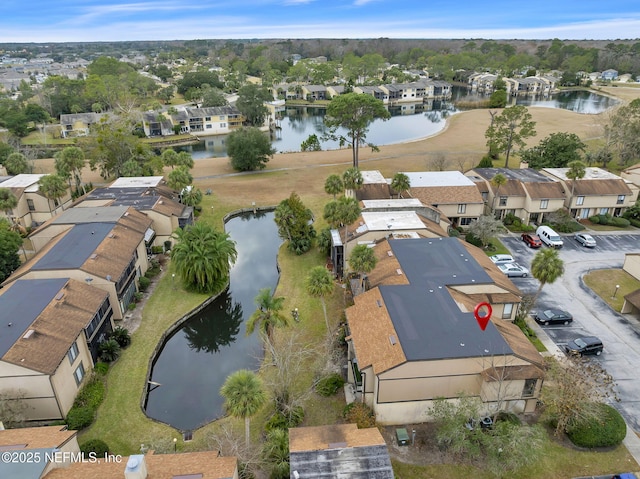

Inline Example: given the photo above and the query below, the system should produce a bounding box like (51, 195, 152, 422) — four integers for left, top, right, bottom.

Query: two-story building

(59, 112, 102, 138)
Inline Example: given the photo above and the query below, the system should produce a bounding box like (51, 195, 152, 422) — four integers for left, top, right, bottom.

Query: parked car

(565, 336, 603, 356)
(574, 232, 597, 247)
(534, 309, 573, 325)
(521, 233, 542, 248)
(497, 263, 529, 277)
(489, 254, 515, 265)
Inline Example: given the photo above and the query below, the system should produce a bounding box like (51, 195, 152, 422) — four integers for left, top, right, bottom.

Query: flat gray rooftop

(0, 278, 67, 358)
(33, 223, 113, 270)
(86, 187, 160, 209)
(52, 206, 129, 224)
(381, 237, 512, 361)
(473, 167, 555, 183)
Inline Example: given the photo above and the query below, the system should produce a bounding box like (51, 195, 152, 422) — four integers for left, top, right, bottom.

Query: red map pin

(474, 302, 493, 331)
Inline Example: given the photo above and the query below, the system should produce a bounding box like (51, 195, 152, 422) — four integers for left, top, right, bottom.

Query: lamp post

(172, 273, 176, 290)
(613, 284, 620, 298)
(173, 437, 177, 452)
(291, 308, 299, 322)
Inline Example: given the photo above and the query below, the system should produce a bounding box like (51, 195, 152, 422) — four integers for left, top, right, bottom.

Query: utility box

(395, 428, 410, 446)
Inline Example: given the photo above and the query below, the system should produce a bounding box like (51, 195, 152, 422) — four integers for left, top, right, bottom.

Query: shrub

(138, 276, 151, 292)
(477, 155, 494, 168)
(265, 406, 305, 431)
(66, 406, 95, 430)
(503, 213, 518, 226)
(80, 439, 109, 456)
(151, 245, 164, 254)
(611, 217, 630, 227)
(630, 218, 640, 228)
(110, 326, 131, 348)
(75, 376, 105, 409)
(465, 232, 483, 248)
(94, 362, 109, 375)
(567, 403, 626, 448)
(588, 215, 600, 224)
(315, 373, 345, 397)
(343, 402, 376, 429)
(134, 292, 143, 302)
(448, 227, 460, 237)
(99, 339, 121, 362)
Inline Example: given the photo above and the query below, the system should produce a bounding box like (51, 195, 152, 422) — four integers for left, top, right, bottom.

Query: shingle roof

(569, 178, 632, 196)
(289, 424, 386, 452)
(524, 181, 565, 199)
(410, 185, 484, 205)
(0, 425, 77, 450)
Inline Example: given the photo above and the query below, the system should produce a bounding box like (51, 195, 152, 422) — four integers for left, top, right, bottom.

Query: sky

(1, 1, 640, 43)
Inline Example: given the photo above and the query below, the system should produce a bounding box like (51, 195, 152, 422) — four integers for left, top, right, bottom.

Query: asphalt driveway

(499, 232, 640, 432)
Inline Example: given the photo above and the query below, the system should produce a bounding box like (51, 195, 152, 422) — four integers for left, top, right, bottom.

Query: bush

(138, 276, 151, 292)
(75, 376, 105, 409)
(265, 406, 305, 431)
(448, 227, 460, 237)
(588, 215, 600, 224)
(477, 155, 494, 168)
(66, 406, 95, 430)
(151, 245, 164, 254)
(80, 439, 109, 456)
(630, 218, 640, 228)
(99, 339, 121, 362)
(110, 326, 131, 348)
(567, 403, 626, 448)
(94, 362, 109, 375)
(315, 373, 345, 397)
(502, 213, 518, 226)
(465, 232, 483, 248)
(611, 217, 630, 227)
(343, 402, 376, 429)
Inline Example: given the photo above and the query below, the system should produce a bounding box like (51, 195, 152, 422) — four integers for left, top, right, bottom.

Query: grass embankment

(584, 269, 640, 312)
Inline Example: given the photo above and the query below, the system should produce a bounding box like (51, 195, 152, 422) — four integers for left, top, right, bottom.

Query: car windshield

(574, 338, 587, 348)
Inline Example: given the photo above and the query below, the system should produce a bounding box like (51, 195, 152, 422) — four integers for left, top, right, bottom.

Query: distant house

(0, 278, 113, 421)
(301, 84, 328, 101)
(142, 111, 175, 137)
(345, 237, 543, 425)
(59, 112, 102, 138)
(601, 69, 619, 81)
(0, 174, 73, 228)
(182, 106, 244, 135)
(622, 162, 640, 188)
(289, 424, 394, 478)
(4, 207, 152, 319)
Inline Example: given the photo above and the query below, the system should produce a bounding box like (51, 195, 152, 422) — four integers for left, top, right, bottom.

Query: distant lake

(181, 89, 617, 159)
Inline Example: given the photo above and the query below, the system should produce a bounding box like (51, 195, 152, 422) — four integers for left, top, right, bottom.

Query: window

(599, 207, 609, 215)
(481, 192, 488, 201)
(522, 379, 537, 398)
(205, 116, 211, 121)
(459, 217, 473, 226)
(502, 303, 514, 319)
(499, 196, 507, 206)
(617, 195, 625, 204)
(540, 199, 549, 210)
(457, 204, 466, 214)
(220, 123, 226, 128)
(27, 199, 35, 211)
(576, 196, 584, 206)
(206, 124, 212, 129)
(68, 341, 79, 364)
(219, 115, 225, 120)
(580, 208, 589, 219)
(74, 362, 85, 386)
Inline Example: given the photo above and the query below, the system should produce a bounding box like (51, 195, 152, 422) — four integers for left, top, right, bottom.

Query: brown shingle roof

(493, 179, 526, 197)
(492, 319, 545, 368)
(44, 451, 237, 479)
(481, 363, 544, 381)
(524, 181, 565, 199)
(356, 183, 391, 200)
(289, 424, 385, 452)
(411, 185, 484, 205)
(152, 196, 185, 217)
(3, 279, 109, 374)
(346, 288, 406, 373)
(366, 240, 410, 288)
(569, 178, 632, 196)
(0, 425, 77, 449)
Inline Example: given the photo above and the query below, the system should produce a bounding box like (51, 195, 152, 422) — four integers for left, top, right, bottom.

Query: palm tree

(490, 173, 507, 217)
(39, 174, 68, 212)
(167, 165, 193, 192)
(306, 266, 334, 331)
(220, 369, 267, 447)
(246, 288, 289, 357)
(171, 222, 238, 294)
(530, 248, 564, 306)
(324, 174, 344, 199)
(349, 244, 378, 291)
(161, 149, 179, 169)
(566, 160, 586, 214)
(0, 188, 18, 226)
(391, 172, 410, 199)
(342, 167, 363, 198)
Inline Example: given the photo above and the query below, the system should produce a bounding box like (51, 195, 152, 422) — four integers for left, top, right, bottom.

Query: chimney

(124, 455, 147, 479)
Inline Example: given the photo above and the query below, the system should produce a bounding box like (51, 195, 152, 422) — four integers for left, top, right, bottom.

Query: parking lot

(499, 232, 640, 432)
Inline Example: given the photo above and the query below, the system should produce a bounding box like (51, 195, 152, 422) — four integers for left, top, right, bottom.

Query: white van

(536, 225, 563, 248)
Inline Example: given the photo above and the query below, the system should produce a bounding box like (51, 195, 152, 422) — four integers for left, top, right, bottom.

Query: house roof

(2, 279, 109, 375)
(0, 174, 45, 189)
(567, 179, 632, 196)
(289, 425, 394, 479)
(43, 451, 238, 479)
(109, 176, 164, 188)
(347, 237, 514, 374)
(82, 184, 187, 217)
(50, 205, 130, 224)
(523, 181, 565, 199)
(0, 425, 77, 450)
(405, 171, 483, 205)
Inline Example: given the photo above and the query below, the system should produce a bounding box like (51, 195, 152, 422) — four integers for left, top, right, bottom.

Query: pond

(182, 88, 617, 159)
(144, 210, 281, 431)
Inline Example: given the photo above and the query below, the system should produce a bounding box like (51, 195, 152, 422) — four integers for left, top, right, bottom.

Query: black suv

(564, 336, 603, 356)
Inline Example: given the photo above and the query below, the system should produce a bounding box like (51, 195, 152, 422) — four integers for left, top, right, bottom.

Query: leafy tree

(342, 167, 363, 195)
(38, 174, 68, 211)
(323, 196, 361, 248)
(0, 142, 15, 165)
(120, 160, 144, 177)
(0, 219, 22, 283)
(477, 155, 494, 168)
(157, 85, 174, 104)
(5, 152, 30, 175)
(171, 222, 237, 294)
(490, 173, 507, 214)
(181, 186, 203, 207)
(488, 89, 507, 108)
(530, 248, 564, 305)
(324, 93, 390, 168)
(521, 132, 586, 169)
(566, 160, 586, 206)
(220, 369, 267, 447)
(0, 188, 18, 222)
(176, 71, 223, 95)
(391, 172, 410, 198)
(273, 192, 315, 255)
(606, 98, 640, 166)
(262, 428, 290, 479)
(468, 215, 504, 247)
(175, 151, 195, 170)
(246, 287, 289, 358)
(161, 149, 179, 169)
(484, 105, 536, 168)
(227, 127, 275, 171)
(300, 134, 322, 152)
(349, 244, 378, 291)
(54, 146, 86, 195)
(167, 166, 193, 192)
(236, 84, 272, 126)
(306, 266, 334, 331)
(324, 174, 344, 199)
(201, 87, 228, 108)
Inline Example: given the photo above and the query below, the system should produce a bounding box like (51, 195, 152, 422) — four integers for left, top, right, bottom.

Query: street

(500, 232, 640, 432)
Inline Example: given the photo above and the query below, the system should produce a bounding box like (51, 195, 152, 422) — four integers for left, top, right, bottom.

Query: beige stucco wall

(437, 203, 484, 220)
(143, 209, 179, 241)
(0, 361, 60, 420)
(623, 254, 640, 281)
(50, 335, 93, 417)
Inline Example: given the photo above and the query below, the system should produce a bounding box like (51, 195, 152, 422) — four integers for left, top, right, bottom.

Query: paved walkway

(527, 317, 640, 470)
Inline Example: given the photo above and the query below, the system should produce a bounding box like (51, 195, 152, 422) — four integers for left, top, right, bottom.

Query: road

(500, 232, 640, 432)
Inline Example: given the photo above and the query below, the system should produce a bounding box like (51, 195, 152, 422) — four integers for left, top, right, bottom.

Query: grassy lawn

(583, 220, 639, 232)
(583, 268, 640, 312)
(486, 236, 511, 255)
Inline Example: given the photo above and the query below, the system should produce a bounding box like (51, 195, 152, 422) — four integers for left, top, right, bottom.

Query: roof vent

(376, 300, 382, 307)
(23, 329, 35, 339)
(396, 269, 403, 275)
(389, 335, 397, 345)
(328, 442, 348, 449)
(55, 292, 64, 301)
(90, 253, 97, 260)
(460, 342, 465, 347)
(124, 211, 129, 216)
(387, 250, 393, 256)
(106, 275, 112, 281)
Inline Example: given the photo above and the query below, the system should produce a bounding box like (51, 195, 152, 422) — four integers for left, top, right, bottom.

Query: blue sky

(2, 1, 640, 43)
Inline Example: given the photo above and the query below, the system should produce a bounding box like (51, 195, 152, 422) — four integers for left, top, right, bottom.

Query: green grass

(485, 236, 511, 255)
(583, 268, 640, 312)
(583, 220, 638, 232)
